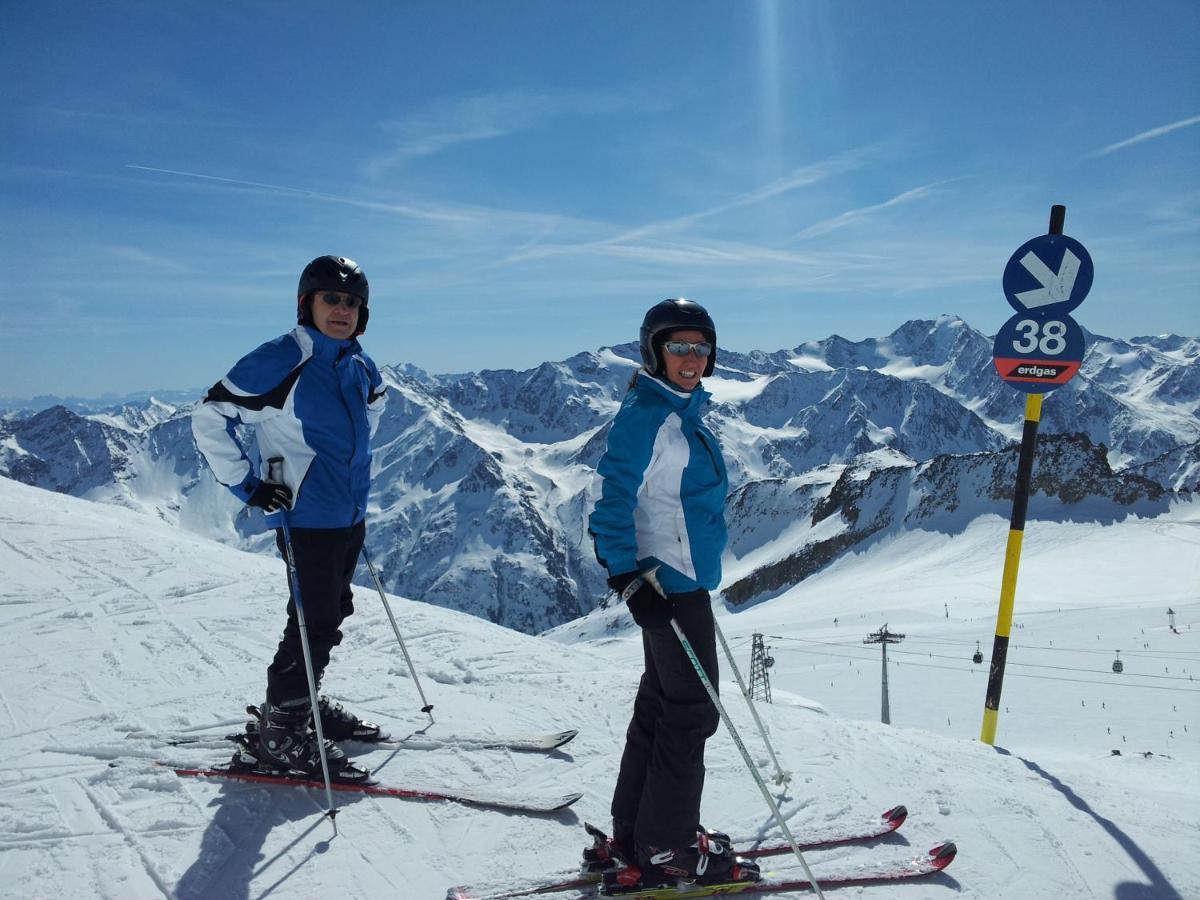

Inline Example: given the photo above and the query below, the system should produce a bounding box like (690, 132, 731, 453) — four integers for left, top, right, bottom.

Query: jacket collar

(637, 368, 710, 412)
(299, 325, 360, 361)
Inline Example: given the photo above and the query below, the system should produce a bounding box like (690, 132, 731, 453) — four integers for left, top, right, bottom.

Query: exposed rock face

(723, 433, 1173, 607)
(2, 318, 1195, 632)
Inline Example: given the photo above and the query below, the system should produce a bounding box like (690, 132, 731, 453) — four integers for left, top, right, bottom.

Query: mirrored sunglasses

(662, 340, 713, 358)
(317, 292, 363, 310)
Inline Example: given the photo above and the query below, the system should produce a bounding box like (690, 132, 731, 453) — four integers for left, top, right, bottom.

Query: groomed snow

(1, 475, 1196, 899)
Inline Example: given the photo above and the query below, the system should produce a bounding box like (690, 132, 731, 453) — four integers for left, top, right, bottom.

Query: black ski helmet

(639, 298, 717, 377)
(297, 255, 370, 335)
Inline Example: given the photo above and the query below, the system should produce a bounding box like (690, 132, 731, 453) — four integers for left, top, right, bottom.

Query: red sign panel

(992, 358, 1081, 386)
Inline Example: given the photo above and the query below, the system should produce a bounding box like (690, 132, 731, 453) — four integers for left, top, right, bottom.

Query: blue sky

(2, 0, 1198, 399)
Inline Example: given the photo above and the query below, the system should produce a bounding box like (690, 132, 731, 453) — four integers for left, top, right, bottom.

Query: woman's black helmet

(639, 298, 717, 377)
(297, 255, 370, 335)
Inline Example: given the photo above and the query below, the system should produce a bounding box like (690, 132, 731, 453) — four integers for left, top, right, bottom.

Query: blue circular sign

(992, 312, 1086, 394)
(1002, 234, 1093, 317)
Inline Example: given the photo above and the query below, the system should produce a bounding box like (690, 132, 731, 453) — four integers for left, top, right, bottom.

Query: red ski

(739, 805, 907, 858)
(597, 842, 957, 897)
(448, 806, 918, 899)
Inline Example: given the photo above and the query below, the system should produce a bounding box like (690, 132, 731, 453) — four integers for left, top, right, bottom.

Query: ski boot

(698, 825, 733, 856)
(603, 831, 760, 894)
(253, 698, 369, 782)
(314, 695, 387, 742)
(582, 820, 636, 874)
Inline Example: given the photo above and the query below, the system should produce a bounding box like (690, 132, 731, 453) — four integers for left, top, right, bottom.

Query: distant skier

(191, 255, 387, 776)
(588, 299, 756, 888)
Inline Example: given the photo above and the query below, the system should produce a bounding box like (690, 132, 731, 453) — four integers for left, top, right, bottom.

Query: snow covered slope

(2, 476, 1196, 899)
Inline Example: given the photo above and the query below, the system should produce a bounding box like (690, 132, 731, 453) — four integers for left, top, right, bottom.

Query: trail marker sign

(994, 228, 1092, 393)
(1002, 233, 1093, 317)
(992, 313, 1085, 393)
(982, 205, 1094, 748)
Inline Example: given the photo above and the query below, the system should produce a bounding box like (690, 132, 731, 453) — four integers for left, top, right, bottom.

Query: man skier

(191, 255, 387, 776)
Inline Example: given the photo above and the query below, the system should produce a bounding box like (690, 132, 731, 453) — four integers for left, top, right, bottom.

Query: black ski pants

(266, 520, 365, 706)
(611, 589, 720, 850)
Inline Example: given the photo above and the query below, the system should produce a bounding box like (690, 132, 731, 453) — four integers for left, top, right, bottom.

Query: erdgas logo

(1014, 364, 1060, 378)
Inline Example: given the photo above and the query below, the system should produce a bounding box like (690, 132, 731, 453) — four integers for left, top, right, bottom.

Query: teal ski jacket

(589, 371, 728, 595)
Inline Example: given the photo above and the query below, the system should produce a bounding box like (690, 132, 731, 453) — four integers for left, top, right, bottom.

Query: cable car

(973, 641, 983, 665)
(1112, 650, 1124, 674)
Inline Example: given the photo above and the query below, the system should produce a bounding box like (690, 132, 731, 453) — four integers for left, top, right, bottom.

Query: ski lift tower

(864, 624, 905, 725)
(1168, 608, 1177, 634)
(749, 633, 774, 704)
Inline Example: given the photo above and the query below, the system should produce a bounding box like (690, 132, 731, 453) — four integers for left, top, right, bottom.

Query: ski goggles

(662, 340, 713, 358)
(316, 292, 364, 310)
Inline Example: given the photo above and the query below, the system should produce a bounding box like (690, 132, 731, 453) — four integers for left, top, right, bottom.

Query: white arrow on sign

(1015, 248, 1081, 309)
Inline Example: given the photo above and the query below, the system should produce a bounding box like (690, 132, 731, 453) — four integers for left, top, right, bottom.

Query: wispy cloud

(364, 89, 643, 177)
(615, 149, 874, 242)
(576, 237, 854, 269)
(101, 245, 195, 273)
(1090, 114, 1200, 157)
(791, 181, 950, 240)
(21, 102, 271, 132)
(500, 147, 877, 266)
(126, 164, 493, 225)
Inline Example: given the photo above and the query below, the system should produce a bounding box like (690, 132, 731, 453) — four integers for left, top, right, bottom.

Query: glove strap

(619, 576, 646, 603)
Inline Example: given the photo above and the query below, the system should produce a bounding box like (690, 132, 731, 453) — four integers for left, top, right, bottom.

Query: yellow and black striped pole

(979, 390, 1043, 745)
(979, 204, 1064, 746)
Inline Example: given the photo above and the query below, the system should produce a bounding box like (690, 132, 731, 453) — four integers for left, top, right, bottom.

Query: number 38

(1013, 319, 1067, 355)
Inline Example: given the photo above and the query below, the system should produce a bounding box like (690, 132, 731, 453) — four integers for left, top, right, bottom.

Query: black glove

(247, 479, 293, 512)
(608, 571, 674, 629)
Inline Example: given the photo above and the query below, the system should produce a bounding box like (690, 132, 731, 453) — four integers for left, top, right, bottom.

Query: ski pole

(268, 457, 339, 833)
(711, 619, 791, 787)
(360, 545, 435, 726)
(667, 614, 824, 899)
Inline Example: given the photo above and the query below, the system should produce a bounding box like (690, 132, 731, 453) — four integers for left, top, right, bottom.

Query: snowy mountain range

(2, 315, 1197, 633)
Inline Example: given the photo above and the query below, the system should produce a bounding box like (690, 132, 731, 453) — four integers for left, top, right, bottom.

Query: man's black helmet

(639, 298, 717, 377)
(297, 255, 370, 335)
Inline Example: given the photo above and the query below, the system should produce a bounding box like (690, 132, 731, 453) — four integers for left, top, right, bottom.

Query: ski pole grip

(266, 456, 284, 485)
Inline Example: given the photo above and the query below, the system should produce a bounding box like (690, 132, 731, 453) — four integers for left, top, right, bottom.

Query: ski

(448, 842, 954, 899)
(596, 842, 957, 897)
(583, 806, 907, 871)
(724, 805, 907, 859)
(448, 806, 911, 899)
(165, 761, 582, 814)
(126, 725, 578, 754)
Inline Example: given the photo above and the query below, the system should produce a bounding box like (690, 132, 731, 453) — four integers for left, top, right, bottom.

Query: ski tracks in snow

(4, 479, 1199, 898)
(80, 780, 177, 898)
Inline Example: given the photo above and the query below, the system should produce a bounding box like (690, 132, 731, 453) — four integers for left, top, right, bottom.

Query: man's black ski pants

(266, 521, 365, 705)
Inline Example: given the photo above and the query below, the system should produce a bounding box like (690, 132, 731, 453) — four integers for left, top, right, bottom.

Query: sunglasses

(316, 292, 364, 310)
(662, 340, 713, 358)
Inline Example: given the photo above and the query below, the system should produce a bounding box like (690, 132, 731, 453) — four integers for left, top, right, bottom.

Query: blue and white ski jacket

(191, 325, 386, 529)
(589, 371, 729, 595)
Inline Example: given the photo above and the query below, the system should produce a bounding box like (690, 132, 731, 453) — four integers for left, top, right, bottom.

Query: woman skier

(588, 298, 758, 889)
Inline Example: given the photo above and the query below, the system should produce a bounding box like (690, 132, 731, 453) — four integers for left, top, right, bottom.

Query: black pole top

(1049, 205, 1066, 235)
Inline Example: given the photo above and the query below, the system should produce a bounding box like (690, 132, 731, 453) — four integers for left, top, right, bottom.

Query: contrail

(124, 164, 474, 223)
(1090, 114, 1200, 157)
